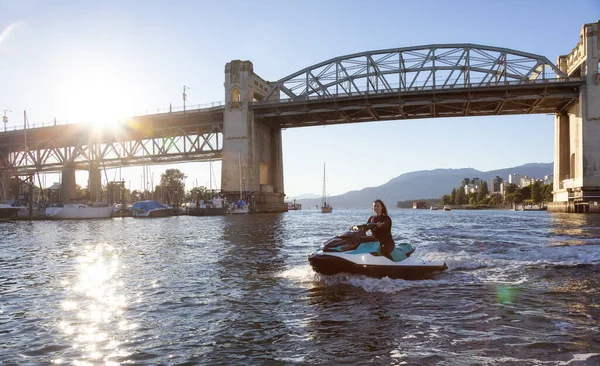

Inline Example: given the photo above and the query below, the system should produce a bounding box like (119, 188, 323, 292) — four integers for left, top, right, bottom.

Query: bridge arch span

(264, 44, 569, 102)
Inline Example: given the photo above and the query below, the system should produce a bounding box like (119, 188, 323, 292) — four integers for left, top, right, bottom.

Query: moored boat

(131, 200, 170, 218)
(45, 203, 113, 219)
(0, 204, 20, 221)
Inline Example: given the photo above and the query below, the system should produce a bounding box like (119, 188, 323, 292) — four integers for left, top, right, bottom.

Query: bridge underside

(254, 83, 581, 127)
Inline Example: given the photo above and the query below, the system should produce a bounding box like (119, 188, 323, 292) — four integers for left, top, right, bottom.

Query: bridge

(0, 21, 598, 213)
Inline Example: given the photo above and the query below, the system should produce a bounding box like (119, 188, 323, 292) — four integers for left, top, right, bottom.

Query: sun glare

(56, 61, 137, 130)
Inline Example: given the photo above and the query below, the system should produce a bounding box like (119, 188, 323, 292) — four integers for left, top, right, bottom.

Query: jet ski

(308, 223, 448, 280)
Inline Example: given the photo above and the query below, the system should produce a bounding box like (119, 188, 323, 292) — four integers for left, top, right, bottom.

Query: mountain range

(295, 162, 553, 209)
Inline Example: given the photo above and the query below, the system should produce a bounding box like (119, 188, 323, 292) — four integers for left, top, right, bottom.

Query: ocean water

(1, 209, 599, 365)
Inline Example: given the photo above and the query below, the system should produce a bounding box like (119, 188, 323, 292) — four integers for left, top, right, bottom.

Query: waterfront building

(460, 178, 471, 187)
(491, 176, 503, 193)
(508, 173, 522, 187)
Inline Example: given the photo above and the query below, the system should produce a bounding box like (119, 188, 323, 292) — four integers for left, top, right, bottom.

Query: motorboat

(188, 199, 228, 216)
(308, 223, 447, 280)
(0, 204, 20, 221)
(131, 200, 170, 218)
(443, 206, 451, 211)
(45, 203, 113, 219)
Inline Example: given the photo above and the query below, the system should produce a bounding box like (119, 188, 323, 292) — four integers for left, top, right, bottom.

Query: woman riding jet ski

(308, 223, 448, 280)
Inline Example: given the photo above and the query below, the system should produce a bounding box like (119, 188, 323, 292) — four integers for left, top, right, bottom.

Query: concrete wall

(222, 60, 286, 212)
(554, 21, 600, 209)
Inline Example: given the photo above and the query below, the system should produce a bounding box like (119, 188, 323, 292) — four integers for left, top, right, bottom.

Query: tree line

(396, 181, 553, 208)
(5, 168, 218, 206)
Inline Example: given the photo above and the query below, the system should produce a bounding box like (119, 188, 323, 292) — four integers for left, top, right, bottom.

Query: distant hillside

(297, 162, 552, 209)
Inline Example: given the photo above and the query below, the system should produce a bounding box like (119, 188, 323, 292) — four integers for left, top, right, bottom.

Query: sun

(56, 61, 138, 130)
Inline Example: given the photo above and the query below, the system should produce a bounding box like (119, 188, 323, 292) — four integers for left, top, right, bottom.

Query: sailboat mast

(322, 162, 326, 206)
(238, 152, 242, 200)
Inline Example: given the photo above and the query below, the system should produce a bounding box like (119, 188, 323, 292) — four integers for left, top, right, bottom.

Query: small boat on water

(188, 199, 228, 216)
(230, 152, 249, 214)
(430, 206, 439, 210)
(45, 203, 113, 219)
(131, 200, 170, 218)
(443, 206, 451, 211)
(0, 204, 20, 221)
(321, 163, 333, 213)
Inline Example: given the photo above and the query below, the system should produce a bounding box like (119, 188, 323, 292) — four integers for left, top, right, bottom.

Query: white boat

(443, 206, 451, 211)
(321, 162, 333, 213)
(0, 204, 20, 221)
(430, 206, 439, 210)
(45, 203, 113, 219)
(231, 152, 249, 214)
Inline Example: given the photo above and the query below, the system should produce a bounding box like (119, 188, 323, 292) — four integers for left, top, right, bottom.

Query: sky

(0, 0, 598, 199)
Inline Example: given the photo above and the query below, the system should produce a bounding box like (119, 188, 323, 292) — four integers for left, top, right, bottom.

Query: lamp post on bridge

(183, 85, 190, 112)
(3, 109, 12, 132)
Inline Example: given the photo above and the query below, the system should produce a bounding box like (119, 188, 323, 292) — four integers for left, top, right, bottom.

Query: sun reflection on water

(56, 243, 134, 364)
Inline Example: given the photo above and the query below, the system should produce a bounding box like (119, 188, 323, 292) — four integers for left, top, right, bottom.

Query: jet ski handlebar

(350, 223, 376, 232)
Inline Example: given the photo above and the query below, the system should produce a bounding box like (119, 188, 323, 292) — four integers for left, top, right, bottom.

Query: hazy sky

(1, 1, 598, 198)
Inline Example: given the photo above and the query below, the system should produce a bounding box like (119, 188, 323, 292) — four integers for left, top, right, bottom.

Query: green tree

(469, 196, 477, 205)
(160, 169, 187, 205)
(519, 185, 532, 200)
(441, 195, 452, 205)
(455, 187, 465, 206)
(477, 181, 489, 202)
(506, 183, 518, 194)
(450, 188, 457, 205)
(531, 181, 542, 205)
(543, 183, 553, 202)
(513, 192, 524, 205)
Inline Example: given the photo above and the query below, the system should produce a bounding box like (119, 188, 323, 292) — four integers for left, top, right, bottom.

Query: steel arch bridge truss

(1, 127, 222, 174)
(264, 44, 571, 101)
(255, 44, 582, 127)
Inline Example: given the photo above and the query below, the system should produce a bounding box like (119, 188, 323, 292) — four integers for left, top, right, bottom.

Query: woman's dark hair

(373, 199, 388, 215)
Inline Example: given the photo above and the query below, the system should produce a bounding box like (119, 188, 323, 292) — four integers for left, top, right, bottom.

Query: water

(1, 209, 600, 365)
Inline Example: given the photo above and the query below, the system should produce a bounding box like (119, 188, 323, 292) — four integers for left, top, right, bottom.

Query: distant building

(491, 176, 503, 193)
(464, 183, 479, 194)
(471, 178, 482, 187)
(520, 176, 534, 187)
(544, 174, 553, 185)
(413, 201, 427, 209)
(508, 173, 522, 187)
(460, 178, 471, 187)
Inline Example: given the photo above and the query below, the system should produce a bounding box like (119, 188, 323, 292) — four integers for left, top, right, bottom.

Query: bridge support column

(61, 165, 77, 203)
(222, 60, 287, 213)
(1, 170, 14, 202)
(88, 166, 102, 203)
(550, 21, 600, 213)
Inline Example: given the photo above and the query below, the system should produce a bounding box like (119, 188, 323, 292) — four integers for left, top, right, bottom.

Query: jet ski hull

(308, 252, 447, 280)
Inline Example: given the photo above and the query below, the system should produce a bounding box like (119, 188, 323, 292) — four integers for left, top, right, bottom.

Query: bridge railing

(255, 76, 583, 105)
(2, 101, 225, 132)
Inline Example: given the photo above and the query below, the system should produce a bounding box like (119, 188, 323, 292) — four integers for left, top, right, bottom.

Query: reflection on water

(549, 213, 600, 244)
(57, 243, 132, 364)
(1, 211, 600, 364)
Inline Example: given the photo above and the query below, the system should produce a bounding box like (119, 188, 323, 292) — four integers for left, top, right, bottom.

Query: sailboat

(321, 163, 333, 213)
(230, 151, 249, 214)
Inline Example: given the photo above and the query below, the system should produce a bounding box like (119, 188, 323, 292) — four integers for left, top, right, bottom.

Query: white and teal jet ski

(308, 223, 447, 280)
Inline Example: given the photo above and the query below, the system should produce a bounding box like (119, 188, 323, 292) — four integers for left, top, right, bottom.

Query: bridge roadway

(252, 79, 584, 128)
(0, 77, 584, 172)
(0, 106, 224, 172)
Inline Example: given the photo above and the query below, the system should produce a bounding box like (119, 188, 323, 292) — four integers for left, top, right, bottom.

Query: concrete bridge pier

(61, 165, 77, 203)
(222, 60, 287, 213)
(550, 21, 600, 213)
(88, 165, 102, 203)
(1, 169, 14, 202)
